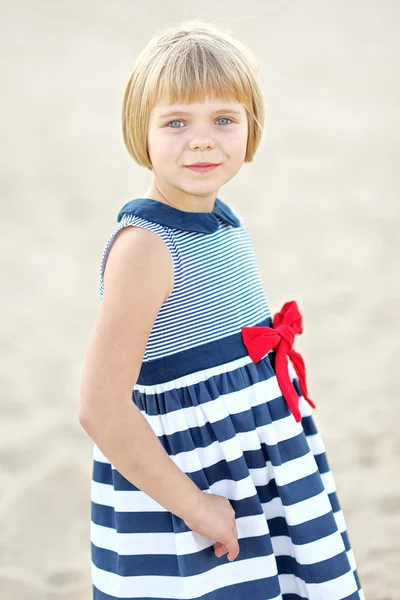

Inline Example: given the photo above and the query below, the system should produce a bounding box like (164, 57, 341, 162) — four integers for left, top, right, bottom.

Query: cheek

(151, 130, 183, 158)
(224, 127, 248, 154)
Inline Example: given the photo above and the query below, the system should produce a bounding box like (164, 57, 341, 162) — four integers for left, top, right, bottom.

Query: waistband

(136, 316, 273, 385)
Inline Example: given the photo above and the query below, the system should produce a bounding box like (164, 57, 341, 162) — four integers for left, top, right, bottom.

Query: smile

(184, 164, 221, 173)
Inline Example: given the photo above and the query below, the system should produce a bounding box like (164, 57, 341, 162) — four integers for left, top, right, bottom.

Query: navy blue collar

(116, 197, 241, 234)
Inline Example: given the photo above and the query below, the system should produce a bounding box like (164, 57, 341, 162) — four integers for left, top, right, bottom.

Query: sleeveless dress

(90, 197, 364, 600)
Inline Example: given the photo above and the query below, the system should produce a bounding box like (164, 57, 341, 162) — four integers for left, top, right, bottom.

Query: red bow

(241, 301, 316, 422)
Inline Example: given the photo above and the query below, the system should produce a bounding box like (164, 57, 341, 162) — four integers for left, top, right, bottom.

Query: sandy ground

(1, 0, 399, 598)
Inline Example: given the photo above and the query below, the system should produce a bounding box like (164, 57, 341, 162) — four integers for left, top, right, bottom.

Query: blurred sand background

(1, 0, 399, 598)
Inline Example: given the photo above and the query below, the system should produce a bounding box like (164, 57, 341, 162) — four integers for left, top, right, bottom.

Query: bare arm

(78, 225, 203, 521)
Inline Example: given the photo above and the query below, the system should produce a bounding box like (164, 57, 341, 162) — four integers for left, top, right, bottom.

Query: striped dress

(90, 197, 364, 600)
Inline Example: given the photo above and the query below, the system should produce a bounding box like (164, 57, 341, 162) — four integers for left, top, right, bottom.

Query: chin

(187, 183, 221, 194)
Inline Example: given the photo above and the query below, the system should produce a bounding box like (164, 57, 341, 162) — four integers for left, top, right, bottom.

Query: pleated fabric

(90, 198, 364, 600)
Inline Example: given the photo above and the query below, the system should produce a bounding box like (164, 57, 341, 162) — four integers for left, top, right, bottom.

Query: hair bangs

(152, 43, 252, 110)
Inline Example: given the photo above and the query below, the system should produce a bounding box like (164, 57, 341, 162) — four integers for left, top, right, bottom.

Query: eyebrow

(158, 108, 243, 120)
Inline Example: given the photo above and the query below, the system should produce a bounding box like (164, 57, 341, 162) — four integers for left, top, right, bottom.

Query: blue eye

(168, 120, 184, 128)
(216, 117, 232, 125)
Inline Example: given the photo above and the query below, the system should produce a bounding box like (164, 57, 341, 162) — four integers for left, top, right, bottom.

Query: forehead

(151, 97, 246, 115)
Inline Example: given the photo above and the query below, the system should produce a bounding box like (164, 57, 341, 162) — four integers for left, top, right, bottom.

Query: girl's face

(146, 96, 248, 210)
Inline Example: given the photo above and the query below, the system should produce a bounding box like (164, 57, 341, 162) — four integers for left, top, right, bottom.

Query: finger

(227, 537, 240, 561)
(215, 545, 228, 558)
(214, 541, 226, 550)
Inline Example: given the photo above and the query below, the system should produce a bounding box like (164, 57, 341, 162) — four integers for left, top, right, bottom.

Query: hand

(183, 492, 240, 561)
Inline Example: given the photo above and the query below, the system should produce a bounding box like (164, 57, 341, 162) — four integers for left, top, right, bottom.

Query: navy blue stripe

(353, 568, 362, 590)
(91, 493, 267, 534)
(284, 593, 362, 600)
(315, 452, 330, 474)
(340, 592, 363, 600)
(289, 511, 339, 545)
(276, 552, 351, 584)
(268, 512, 338, 545)
(135, 317, 272, 384)
(328, 490, 341, 513)
(256, 476, 279, 505)
(277, 471, 323, 505)
(265, 434, 312, 466)
(91, 501, 116, 530)
(341, 529, 351, 552)
(301, 414, 318, 436)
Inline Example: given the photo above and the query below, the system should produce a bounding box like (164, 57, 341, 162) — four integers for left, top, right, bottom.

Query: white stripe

(346, 547, 357, 572)
(298, 394, 313, 417)
(91, 474, 259, 511)
(171, 437, 245, 473)
(134, 355, 254, 393)
(321, 470, 337, 495)
(272, 530, 346, 564)
(265, 491, 332, 527)
(91, 480, 167, 511)
(279, 569, 359, 598)
(278, 572, 308, 598)
(306, 567, 359, 597)
(305, 432, 326, 455)
(333, 509, 346, 532)
(91, 513, 269, 555)
(269, 452, 318, 488)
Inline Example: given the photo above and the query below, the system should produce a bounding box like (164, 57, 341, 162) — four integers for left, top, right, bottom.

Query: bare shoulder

(104, 224, 174, 302)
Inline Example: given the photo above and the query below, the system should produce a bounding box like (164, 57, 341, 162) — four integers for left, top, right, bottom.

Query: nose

(188, 127, 216, 151)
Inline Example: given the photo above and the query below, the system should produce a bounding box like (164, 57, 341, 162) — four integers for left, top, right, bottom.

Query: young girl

(78, 20, 364, 600)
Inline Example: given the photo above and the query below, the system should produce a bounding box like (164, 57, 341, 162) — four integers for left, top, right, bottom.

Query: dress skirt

(90, 316, 364, 600)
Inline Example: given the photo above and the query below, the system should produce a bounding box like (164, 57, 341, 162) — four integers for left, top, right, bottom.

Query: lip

(185, 163, 221, 173)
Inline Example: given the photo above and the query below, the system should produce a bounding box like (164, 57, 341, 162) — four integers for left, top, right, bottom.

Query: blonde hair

(122, 20, 265, 170)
